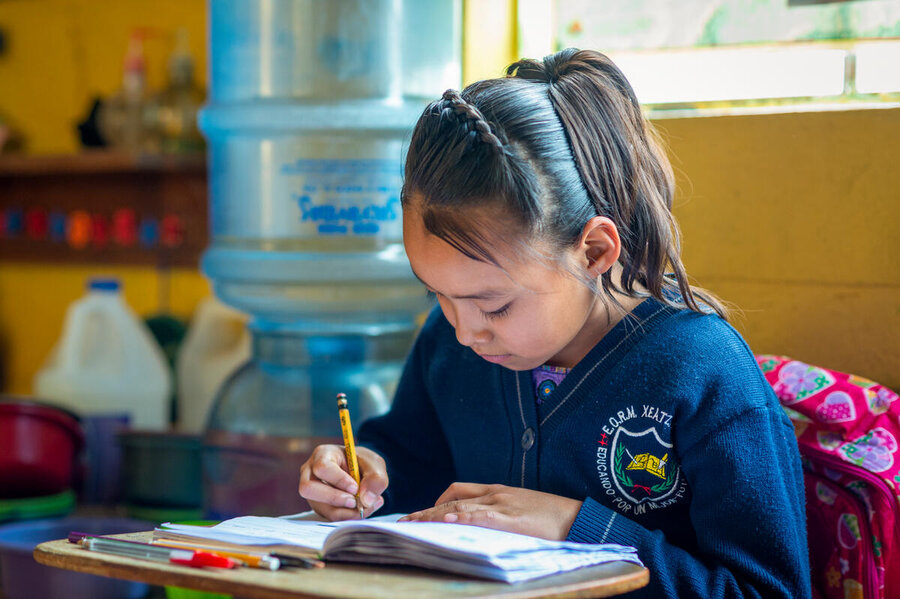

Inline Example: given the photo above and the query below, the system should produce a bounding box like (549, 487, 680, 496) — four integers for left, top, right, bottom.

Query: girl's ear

(578, 216, 621, 277)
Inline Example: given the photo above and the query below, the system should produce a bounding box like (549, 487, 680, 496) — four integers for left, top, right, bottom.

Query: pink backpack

(756, 355, 900, 599)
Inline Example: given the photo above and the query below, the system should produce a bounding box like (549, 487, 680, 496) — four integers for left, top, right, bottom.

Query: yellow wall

(462, 0, 517, 85)
(658, 108, 900, 391)
(0, 1, 897, 395)
(0, 0, 207, 154)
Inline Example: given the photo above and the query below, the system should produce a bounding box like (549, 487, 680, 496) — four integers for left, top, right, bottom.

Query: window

(518, 0, 900, 115)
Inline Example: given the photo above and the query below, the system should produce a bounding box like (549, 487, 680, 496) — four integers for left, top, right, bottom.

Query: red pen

(169, 549, 238, 569)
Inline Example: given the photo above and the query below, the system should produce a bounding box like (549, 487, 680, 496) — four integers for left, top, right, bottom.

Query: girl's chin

(486, 355, 547, 372)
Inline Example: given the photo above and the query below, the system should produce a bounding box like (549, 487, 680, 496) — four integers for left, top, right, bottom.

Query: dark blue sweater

(357, 298, 812, 598)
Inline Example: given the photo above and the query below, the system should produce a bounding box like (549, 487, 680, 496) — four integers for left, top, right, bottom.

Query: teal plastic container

(119, 431, 203, 508)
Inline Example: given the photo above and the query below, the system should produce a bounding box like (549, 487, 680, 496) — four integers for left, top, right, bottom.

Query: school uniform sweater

(357, 298, 812, 598)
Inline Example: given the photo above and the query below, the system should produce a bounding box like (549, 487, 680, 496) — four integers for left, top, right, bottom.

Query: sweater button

(521, 427, 535, 451)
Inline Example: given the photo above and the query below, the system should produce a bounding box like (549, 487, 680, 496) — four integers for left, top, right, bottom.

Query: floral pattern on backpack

(757, 355, 900, 599)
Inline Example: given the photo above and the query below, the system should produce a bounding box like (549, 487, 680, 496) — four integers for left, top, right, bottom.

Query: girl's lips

(478, 353, 510, 364)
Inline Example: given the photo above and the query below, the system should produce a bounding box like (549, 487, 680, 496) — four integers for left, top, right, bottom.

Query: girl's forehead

(403, 206, 525, 266)
(403, 209, 571, 296)
(402, 199, 534, 253)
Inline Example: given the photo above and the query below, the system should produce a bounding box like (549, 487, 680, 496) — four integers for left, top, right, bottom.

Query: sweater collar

(506, 296, 678, 430)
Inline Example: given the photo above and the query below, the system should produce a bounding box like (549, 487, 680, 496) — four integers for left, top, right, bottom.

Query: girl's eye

(482, 303, 512, 320)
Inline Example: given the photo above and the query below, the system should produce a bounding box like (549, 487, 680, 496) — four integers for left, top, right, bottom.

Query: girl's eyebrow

(410, 269, 507, 300)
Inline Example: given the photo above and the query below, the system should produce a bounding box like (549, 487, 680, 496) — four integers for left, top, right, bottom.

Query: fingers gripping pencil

(337, 393, 365, 519)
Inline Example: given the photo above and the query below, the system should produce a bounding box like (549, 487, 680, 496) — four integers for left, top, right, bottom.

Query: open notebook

(157, 514, 642, 583)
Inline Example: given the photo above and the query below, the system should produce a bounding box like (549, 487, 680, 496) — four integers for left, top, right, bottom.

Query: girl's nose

(454, 315, 490, 348)
(437, 297, 490, 347)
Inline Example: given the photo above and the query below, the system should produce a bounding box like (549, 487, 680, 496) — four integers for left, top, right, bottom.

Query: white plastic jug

(176, 297, 250, 433)
(34, 278, 171, 430)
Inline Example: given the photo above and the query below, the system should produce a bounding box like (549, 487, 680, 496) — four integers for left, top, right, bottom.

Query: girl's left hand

(398, 483, 583, 541)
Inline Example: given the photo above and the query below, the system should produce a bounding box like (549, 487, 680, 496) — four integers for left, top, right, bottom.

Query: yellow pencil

(337, 392, 365, 519)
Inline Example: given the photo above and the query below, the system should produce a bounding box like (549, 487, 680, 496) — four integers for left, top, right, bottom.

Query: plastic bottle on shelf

(34, 277, 171, 430)
(98, 30, 158, 153)
(176, 297, 251, 434)
(155, 28, 205, 155)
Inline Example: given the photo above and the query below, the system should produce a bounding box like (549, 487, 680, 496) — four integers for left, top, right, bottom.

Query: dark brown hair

(402, 48, 726, 318)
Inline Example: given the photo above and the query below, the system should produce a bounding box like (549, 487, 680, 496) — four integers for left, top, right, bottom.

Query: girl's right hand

(298, 444, 388, 521)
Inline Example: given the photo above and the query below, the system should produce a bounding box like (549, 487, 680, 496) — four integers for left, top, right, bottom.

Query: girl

(299, 48, 811, 598)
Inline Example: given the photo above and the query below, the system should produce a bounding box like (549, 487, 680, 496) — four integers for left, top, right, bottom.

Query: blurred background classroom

(0, 1, 897, 597)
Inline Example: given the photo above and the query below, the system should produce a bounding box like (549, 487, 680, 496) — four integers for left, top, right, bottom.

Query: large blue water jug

(201, 0, 461, 327)
(200, 0, 461, 518)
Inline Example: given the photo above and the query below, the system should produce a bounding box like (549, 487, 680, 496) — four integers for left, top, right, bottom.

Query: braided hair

(437, 89, 504, 152)
(402, 48, 726, 318)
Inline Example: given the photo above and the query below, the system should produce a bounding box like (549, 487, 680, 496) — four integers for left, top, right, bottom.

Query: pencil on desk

(337, 392, 365, 519)
(152, 540, 281, 570)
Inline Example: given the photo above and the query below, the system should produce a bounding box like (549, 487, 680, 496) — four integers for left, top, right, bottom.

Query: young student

(298, 48, 811, 598)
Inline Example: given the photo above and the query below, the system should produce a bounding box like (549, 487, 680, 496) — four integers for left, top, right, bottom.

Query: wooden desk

(34, 532, 648, 599)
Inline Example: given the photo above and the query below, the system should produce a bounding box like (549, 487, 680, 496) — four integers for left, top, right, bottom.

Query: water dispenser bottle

(204, 324, 411, 518)
(200, 0, 460, 517)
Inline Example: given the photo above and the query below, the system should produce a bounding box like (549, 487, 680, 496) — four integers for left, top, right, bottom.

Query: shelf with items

(0, 151, 207, 267)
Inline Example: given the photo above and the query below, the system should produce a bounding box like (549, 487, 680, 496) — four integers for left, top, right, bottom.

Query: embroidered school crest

(612, 427, 679, 504)
(595, 404, 688, 515)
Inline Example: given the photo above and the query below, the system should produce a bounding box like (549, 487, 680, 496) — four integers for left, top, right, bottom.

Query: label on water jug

(280, 159, 402, 237)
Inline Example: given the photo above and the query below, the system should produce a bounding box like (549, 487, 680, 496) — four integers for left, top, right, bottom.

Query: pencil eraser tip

(68, 532, 88, 544)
